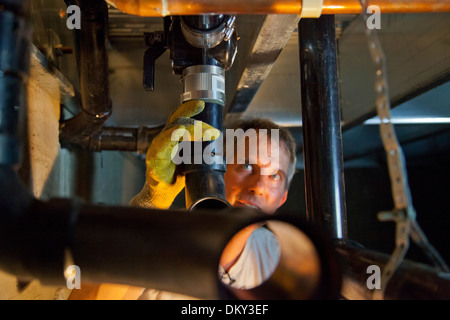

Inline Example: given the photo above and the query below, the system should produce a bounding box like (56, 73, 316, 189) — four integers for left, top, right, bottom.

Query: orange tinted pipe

(109, 0, 450, 16)
(323, 0, 450, 14)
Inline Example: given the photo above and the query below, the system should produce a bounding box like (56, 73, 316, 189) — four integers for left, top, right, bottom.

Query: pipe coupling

(181, 15, 236, 49)
(181, 65, 226, 106)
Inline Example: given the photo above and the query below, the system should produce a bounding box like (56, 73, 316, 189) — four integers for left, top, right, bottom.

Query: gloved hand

(130, 100, 220, 209)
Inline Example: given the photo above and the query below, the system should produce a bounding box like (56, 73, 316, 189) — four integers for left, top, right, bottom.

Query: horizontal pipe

(335, 239, 450, 300)
(72, 202, 254, 299)
(0, 166, 340, 299)
(91, 127, 139, 152)
(109, 0, 450, 16)
(88, 125, 163, 153)
(322, 0, 450, 14)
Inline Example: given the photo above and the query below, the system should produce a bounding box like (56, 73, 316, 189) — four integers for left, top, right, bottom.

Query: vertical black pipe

(186, 101, 229, 210)
(70, 0, 111, 118)
(60, 0, 111, 148)
(181, 15, 225, 31)
(298, 15, 347, 239)
(0, 0, 31, 166)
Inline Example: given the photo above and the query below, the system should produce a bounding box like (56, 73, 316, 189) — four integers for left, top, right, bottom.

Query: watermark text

(366, 265, 381, 289)
(366, 5, 381, 30)
(170, 127, 281, 176)
(65, 265, 81, 289)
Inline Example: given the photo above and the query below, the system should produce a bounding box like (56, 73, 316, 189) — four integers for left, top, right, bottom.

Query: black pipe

(2, 158, 448, 300)
(0, 162, 340, 299)
(298, 15, 348, 239)
(88, 125, 163, 153)
(335, 239, 450, 300)
(90, 127, 138, 152)
(0, 1, 31, 166)
(60, 0, 111, 148)
(182, 14, 225, 31)
(185, 101, 229, 210)
(72, 205, 332, 299)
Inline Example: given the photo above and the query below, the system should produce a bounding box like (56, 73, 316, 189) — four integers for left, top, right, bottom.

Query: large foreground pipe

(109, 0, 450, 16)
(0, 163, 340, 299)
(299, 15, 347, 239)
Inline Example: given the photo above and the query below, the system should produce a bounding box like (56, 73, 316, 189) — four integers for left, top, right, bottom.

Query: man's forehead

(229, 131, 290, 174)
(231, 131, 285, 152)
(233, 130, 273, 146)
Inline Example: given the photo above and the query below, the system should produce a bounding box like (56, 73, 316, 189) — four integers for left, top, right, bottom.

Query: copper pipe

(322, 0, 450, 14)
(109, 0, 450, 16)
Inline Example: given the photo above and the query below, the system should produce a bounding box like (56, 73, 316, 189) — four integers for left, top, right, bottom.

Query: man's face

(224, 131, 290, 214)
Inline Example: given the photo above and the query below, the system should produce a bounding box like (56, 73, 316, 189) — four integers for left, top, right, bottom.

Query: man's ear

(279, 190, 288, 207)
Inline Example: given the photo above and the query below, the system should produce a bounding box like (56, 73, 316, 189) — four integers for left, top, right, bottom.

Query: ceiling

(30, 1, 450, 167)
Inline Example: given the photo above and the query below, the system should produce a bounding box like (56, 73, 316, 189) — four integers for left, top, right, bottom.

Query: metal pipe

(59, 0, 111, 148)
(0, 164, 340, 299)
(71, 203, 259, 299)
(70, 0, 111, 118)
(88, 125, 163, 153)
(336, 239, 450, 300)
(90, 127, 139, 152)
(166, 13, 237, 210)
(182, 14, 225, 31)
(0, 1, 31, 166)
(180, 65, 230, 210)
(180, 15, 235, 50)
(299, 15, 347, 239)
(185, 101, 229, 210)
(109, 0, 450, 16)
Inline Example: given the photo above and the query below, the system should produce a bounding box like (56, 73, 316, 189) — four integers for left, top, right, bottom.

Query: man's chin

(233, 201, 274, 215)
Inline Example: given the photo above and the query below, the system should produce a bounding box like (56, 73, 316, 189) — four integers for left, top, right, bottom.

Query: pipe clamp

(181, 65, 226, 106)
(299, 0, 323, 18)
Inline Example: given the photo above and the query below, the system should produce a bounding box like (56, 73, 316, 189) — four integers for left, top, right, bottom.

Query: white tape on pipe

(299, 0, 324, 18)
(161, 0, 170, 16)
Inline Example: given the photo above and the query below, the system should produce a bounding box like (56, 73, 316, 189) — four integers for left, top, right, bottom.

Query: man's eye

(272, 173, 281, 181)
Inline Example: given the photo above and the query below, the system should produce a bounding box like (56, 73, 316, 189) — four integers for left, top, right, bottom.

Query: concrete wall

(1, 52, 73, 300)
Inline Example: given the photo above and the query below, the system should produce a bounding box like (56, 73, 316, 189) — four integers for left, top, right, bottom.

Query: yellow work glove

(129, 100, 221, 209)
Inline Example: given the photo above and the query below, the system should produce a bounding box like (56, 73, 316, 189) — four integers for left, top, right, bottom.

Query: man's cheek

(224, 184, 236, 203)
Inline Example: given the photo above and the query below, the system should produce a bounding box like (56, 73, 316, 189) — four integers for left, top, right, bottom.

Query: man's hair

(224, 118, 297, 189)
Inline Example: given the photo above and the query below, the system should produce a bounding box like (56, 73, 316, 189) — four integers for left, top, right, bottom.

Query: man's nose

(248, 175, 266, 196)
